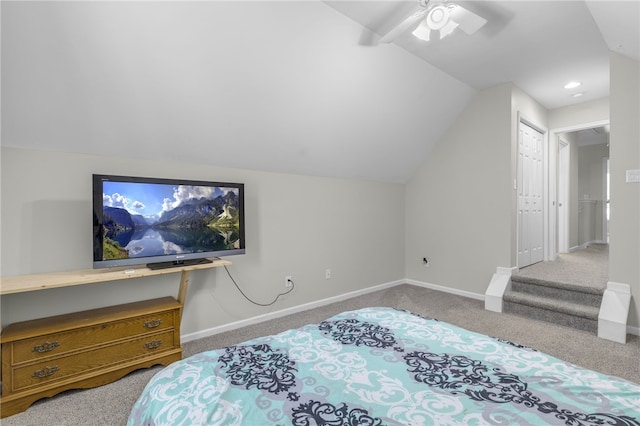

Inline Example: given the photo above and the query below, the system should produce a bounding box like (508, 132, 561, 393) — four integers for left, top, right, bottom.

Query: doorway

(548, 121, 610, 257)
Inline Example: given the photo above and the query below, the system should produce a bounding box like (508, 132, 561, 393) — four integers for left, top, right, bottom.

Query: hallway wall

(609, 53, 639, 330)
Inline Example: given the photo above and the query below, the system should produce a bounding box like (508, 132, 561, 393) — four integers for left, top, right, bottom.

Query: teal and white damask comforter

(128, 307, 640, 425)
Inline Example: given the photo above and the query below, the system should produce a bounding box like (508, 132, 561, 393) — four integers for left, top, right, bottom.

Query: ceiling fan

(379, 0, 487, 43)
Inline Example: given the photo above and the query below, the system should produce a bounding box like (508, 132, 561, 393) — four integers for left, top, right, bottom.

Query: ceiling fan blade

(438, 19, 459, 39)
(379, 8, 428, 43)
(449, 4, 487, 35)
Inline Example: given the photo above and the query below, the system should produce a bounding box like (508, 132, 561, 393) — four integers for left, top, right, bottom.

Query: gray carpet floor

(2, 283, 638, 425)
(513, 244, 609, 290)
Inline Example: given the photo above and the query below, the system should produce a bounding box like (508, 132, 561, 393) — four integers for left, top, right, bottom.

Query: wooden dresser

(0, 297, 182, 418)
(0, 259, 231, 418)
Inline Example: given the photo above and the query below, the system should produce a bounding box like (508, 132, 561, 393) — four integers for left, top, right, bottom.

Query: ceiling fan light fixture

(383, 0, 486, 44)
(413, 3, 459, 42)
(426, 5, 450, 30)
(412, 20, 432, 41)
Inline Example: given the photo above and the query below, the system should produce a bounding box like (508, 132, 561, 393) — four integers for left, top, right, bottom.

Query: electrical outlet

(285, 275, 293, 288)
(422, 257, 430, 268)
(325, 269, 332, 279)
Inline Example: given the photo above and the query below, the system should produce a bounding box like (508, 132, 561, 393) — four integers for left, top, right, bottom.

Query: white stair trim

(598, 281, 631, 344)
(484, 266, 517, 313)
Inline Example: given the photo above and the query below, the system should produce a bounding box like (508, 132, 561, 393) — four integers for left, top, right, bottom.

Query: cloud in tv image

(101, 182, 241, 261)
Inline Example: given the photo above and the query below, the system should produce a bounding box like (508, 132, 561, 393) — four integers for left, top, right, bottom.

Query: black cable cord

(223, 264, 294, 307)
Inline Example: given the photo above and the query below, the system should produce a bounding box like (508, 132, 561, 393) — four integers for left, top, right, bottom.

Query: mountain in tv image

(102, 191, 241, 261)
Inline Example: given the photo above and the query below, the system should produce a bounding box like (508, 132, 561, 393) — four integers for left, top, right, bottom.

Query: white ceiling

(326, 0, 639, 110)
(576, 125, 610, 147)
(1, 1, 638, 183)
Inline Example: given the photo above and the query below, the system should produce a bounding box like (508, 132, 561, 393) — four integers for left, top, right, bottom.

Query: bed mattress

(128, 307, 640, 425)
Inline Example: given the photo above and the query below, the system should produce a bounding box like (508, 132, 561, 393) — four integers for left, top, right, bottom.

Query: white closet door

(517, 122, 544, 267)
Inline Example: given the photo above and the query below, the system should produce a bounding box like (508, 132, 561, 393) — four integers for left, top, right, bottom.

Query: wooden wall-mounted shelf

(0, 258, 231, 300)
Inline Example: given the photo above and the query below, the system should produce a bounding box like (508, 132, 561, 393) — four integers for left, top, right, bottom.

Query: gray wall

(1, 148, 406, 335)
(405, 83, 512, 294)
(404, 83, 547, 295)
(609, 53, 639, 328)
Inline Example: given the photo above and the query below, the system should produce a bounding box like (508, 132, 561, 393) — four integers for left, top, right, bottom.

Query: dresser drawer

(8, 330, 176, 392)
(9, 310, 176, 364)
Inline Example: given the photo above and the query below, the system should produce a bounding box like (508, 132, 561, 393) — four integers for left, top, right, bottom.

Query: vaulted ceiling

(327, 0, 639, 109)
(1, 1, 638, 183)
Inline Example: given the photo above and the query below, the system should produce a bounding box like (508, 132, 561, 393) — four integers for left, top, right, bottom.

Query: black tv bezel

(92, 174, 245, 269)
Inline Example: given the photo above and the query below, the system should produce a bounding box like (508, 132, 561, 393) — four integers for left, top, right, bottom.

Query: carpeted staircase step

(510, 277, 603, 308)
(503, 291, 600, 320)
(504, 277, 603, 334)
(510, 275, 605, 295)
(503, 295, 598, 334)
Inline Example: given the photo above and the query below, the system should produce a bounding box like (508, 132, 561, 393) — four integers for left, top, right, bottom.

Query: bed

(128, 307, 640, 425)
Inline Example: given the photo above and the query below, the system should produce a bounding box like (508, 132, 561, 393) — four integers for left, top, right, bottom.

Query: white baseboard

(182, 278, 637, 344)
(404, 278, 485, 301)
(574, 241, 607, 251)
(181, 279, 404, 343)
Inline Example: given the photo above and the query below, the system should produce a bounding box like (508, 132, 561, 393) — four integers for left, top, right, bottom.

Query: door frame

(602, 156, 610, 244)
(557, 137, 569, 254)
(547, 119, 610, 260)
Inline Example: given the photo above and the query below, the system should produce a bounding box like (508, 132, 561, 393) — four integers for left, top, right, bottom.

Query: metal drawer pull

(32, 366, 59, 378)
(143, 319, 162, 328)
(144, 340, 163, 350)
(32, 341, 60, 353)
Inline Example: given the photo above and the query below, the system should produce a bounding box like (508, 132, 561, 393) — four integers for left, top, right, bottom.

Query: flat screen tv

(93, 174, 245, 269)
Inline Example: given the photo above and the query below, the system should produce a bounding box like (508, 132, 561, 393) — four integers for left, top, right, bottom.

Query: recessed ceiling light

(564, 81, 582, 89)
(572, 92, 585, 98)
